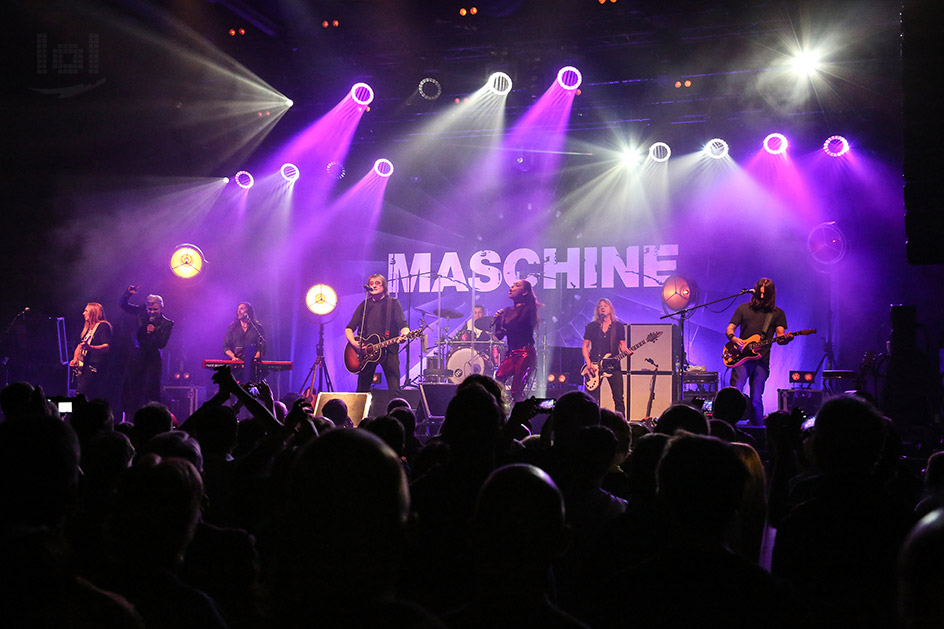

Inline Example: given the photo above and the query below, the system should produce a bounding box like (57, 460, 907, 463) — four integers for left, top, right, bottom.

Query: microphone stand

(659, 288, 750, 402)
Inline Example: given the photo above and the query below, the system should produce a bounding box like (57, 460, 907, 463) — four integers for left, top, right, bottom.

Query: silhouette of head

(656, 403, 709, 436)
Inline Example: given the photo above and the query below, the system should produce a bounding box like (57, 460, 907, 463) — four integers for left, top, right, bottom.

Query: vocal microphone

(19, 307, 30, 315)
(645, 357, 656, 366)
(742, 288, 755, 294)
(363, 284, 372, 291)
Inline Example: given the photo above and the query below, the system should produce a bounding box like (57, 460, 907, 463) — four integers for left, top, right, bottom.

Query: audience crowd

(1, 373, 942, 628)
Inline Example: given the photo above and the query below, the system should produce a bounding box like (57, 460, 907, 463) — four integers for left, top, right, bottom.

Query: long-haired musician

(582, 298, 630, 416)
(493, 279, 538, 402)
(71, 302, 112, 400)
(725, 277, 791, 425)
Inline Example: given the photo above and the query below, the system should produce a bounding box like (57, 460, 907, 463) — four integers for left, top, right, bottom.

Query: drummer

(469, 304, 502, 364)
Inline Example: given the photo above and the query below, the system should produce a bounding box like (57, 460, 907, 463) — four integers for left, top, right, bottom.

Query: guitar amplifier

(778, 389, 826, 417)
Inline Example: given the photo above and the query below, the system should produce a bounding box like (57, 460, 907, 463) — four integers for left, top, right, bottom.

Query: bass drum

(447, 347, 492, 384)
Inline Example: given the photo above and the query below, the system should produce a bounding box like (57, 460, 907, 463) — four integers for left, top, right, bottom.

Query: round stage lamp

(170, 244, 206, 279)
(306, 284, 338, 316)
(661, 275, 697, 311)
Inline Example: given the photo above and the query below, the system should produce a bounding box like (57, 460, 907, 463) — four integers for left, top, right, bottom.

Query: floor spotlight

(557, 66, 582, 90)
(306, 284, 338, 317)
(823, 135, 849, 157)
(704, 138, 729, 160)
(351, 82, 374, 106)
(649, 142, 671, 163)
(661, 275, 697, 311)
(763, 133, 788, 155)
(280, 163, 300, 182)
(487, 72, 513, 96)
(234, 170, 254, 189)
(373, 158, 394, 178)
(170, 244, 206, 279)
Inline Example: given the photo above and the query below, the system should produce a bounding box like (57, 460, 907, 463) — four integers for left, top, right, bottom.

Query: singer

(223, 302, 266, 382)
(582, 298, 630, 416)
(345, 273, 409, 394)
(493, 279, 538, 402)
(725, 277, 790, 425)
(120, 285, 174, 413)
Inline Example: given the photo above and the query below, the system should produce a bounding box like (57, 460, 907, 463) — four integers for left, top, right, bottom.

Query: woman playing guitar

(70, 302, 112, 400)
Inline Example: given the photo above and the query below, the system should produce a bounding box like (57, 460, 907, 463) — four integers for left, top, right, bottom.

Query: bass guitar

(722, 328, 816, 368)
(344, 328, 424, 374)
(581, 330, 663, 392)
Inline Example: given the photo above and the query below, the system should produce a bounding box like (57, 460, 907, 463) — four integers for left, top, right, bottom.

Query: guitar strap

(383, 297, 392, 338)
(760, 312, 774, 339)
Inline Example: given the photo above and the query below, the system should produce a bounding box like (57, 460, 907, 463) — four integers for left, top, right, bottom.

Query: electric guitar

(344, 328, 424, 373)
(722, 329, 816, 368)
(581, 331, 663, 391)
(71, 328, 95, 378)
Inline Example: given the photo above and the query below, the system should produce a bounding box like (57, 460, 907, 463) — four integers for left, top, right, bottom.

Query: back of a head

(458, 374, 505, 411)
(320, 398, 349, 426)
(132, 402, 174, 446)
(0, 382, 35, 421)
(362, 415, 406, 458)
(627, 432, 670, 496)
(600, 408, 631, 457)
(440, 383, 502, 454)
(192, 405, 238, 455)
(0, 415, 80, 529)
(812, 395, 886, 475)
(69, 399, 115, 444)
(138, 430, 204, 474)
(709, 418, 736, 442)
(655, 404, 709, 436)
(389, 406, 417, 436)
(386, 397, 411, 414)
(925, 452, 944, 493)
(474, 464, 565, 569)
(549, 390, 601, 448)
(572, 425, 618, 486)
(657, 433, 747, 540)
(108, 455, 204, 568)
(900, 509, 944, 629)
(712, 387, 747, 424)
(81, 431, 135, 487)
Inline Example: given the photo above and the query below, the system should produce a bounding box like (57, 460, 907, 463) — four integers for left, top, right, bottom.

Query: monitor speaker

(419, 383, 458, 420)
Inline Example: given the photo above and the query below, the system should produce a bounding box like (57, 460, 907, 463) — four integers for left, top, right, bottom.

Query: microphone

(363, 284, 372, 291)
(19, 307, 30, 316)
(742, 288, 755, 294)
(645, 357, 656, 366)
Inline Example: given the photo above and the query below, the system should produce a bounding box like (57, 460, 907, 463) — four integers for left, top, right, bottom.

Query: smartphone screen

(535, 398, 556, 412)
(58, 401, 73, 413)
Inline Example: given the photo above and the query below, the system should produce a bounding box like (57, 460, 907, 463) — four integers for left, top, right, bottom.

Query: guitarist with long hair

(345, 274, 409, 395)
(582, 298, 630, 416)
(725, 277, 791, 425)
(71, 302, 112, 400)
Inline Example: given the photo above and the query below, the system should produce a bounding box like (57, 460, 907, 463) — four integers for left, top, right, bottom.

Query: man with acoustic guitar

(345, 274, 410, 395)
(725, 277, 791, 425)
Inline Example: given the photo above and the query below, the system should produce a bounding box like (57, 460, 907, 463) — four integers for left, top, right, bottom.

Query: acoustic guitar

(344, 328, 423, 373)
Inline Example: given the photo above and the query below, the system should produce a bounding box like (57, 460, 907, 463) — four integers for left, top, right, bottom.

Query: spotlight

(305, 284, 338, 316)
(373, 158, 394, 178)
(326, 161, 346, 179)
(418, 77, 442, 101)
(823, 135, 849, 157)
(351, 82, 374, 106)
(170, 244, 206, 279)
(684, 79, 692, 87)
(234, 170, 254, 189)
(284, 99, 293, 107)
(556, 66, 582, 91)
(674, 80, 682, 88)
(791, 50, 821, 76)
(547, 374, 556, 383)
(649, 142, 671, 163)
(661, 275, 697, 311)
(790, 370, 816, 385)
(763, 133, 788, 155)
(459, 8, 467, 16)
(487, 72, 513, 96)
(620, 148, 642, 168)
(558, 373, 567, 384)
(704, 138, 729, 160)
(280, 163, 299, 182)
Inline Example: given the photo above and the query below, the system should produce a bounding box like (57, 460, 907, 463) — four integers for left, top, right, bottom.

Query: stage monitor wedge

(314, 392, 372, 427)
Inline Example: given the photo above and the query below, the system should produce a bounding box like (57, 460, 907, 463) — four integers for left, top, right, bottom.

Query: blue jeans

(730, 360, 769, 426)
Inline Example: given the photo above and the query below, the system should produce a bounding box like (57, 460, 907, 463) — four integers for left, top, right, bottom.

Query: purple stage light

(351, 82, 374, 106)
(487, 72, 513, 96)
(649, 142, 671, 163)
(326, 161, 346, 179)
(234, 170, 254, 189)
(373, 158, 394, 178)
(280, 163, 299, 182)
(557, 66, 582, 90)
(823, 135, 849, 157)
(418, 77, 442, 101)
(763, 133, 788, 155)
(704, 138, 729, 160)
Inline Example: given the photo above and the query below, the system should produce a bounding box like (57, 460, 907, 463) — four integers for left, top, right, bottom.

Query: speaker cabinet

(419, 383, 458, 421)
(628, 373, 675, 421)
(368, 388, 422, 417)
(314, 392, 372, 426)
(627, 323, 679, 373)
(778, 389, 825, 417)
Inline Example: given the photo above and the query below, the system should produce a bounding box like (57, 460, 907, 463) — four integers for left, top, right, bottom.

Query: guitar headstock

(405, 328, 423, 340)
(647, 331, 663, 342)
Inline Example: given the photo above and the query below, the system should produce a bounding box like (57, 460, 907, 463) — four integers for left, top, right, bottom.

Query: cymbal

(473, 316, 494, 331)
(423, 307, 464, 319)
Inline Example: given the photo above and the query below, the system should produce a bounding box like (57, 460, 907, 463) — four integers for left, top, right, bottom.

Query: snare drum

(446, 347, 493, 384)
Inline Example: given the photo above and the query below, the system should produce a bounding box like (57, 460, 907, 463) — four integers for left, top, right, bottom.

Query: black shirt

(729, 303, 787, 361)
(584, 320, 625, 361)
(346, 295, 407, 340)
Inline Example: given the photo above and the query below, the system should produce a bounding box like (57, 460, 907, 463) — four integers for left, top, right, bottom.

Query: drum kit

(416, 307, 506, 384)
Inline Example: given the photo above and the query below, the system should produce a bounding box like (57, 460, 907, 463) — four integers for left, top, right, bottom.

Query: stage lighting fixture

(661, 275, 697, 311)
(704, 138, 729, 160)
(557, 66, 582, 91)
(460, 8, 467, 16)
(823, 135, 849, 157)
(170, 244, 206, 279)
(674, 81, 682, 88)
(351, 82, 374, 106)
(373, 158, 395, 178)
(547, 374, 556, 383)
(649, 142, 671, 163)
(487, 72, 513, 96)
(280, 163, 299, 182)
(234, 170, 254, 189)
(763, 133, 788, 155)
(326, 161, 346, 180)
(418, 77, 442, 101)
(222, 177, 230, 184)
(306, 284, 338, 316)
(790, 370, 816, 385)
(791, 50, 821, 76)
(285, 99, 293, 107)
(620, 148, 642, 168)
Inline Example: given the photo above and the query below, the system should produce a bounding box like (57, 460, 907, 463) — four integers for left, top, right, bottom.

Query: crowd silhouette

(1, 368, 942, 628)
